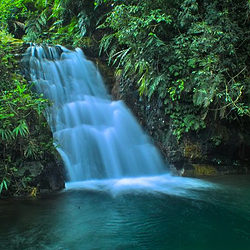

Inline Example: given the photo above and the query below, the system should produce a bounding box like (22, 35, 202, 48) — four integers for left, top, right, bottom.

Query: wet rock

(183, 164, 218, 177)
(91, 55, 250, 177)
(169, 164, 185, 176)
(16, 160, 65, 195)
(183, 142, 202, 160)
(115, 79, 250, 175)
(35, 161, 65, 193)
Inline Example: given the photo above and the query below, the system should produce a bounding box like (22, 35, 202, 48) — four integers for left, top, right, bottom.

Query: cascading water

(24, 45, 166, 182)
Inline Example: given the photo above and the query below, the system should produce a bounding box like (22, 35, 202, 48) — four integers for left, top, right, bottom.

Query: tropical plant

(0, 31, 56, 196)
(97, 0, 250, 139)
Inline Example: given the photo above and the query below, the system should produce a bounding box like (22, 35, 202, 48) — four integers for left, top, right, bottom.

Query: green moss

(192, 164, 218, 177)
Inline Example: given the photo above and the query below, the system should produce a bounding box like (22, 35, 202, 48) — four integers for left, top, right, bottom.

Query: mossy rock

(183, 142, 202, 160)
(17, 162, 44, 178)
(184, 164, 219, 177)
(9, 161, 65, 197)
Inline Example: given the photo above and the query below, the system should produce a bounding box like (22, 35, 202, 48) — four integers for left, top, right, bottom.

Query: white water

(26, 45, 166, 181)
(65, 174, 219, 200)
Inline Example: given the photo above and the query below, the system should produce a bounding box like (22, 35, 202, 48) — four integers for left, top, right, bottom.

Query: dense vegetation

(1, 0, 250, 194)
(0, 2, 58, 196)
(9, 0, 248, 138)
(97, 0, 250, 139)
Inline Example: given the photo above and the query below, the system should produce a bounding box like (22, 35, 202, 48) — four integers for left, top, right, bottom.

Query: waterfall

(25, 45, 166, 182)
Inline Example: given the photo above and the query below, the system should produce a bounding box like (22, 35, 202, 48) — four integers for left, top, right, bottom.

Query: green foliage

(0, 0, 25, 28)
(48, 0, 95, 44)
(24, 10, 48, 41)
(0, 0, 99, 196)
(98, 0, 250, 139)
(0, 31, 56, 196)
(49, 11, 91, 45)
(0, 0, 93, 44)
(1, 0, 250, 149)
(99, 2, 172, 96)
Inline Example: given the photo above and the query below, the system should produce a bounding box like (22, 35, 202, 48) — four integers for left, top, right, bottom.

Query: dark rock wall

(80, 47, 250, 178)
(16, 160, 65, 196)
(109, 75, 250, 177)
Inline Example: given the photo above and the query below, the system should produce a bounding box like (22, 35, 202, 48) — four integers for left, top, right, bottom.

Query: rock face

(80, 49, 250, 178)
(31, 161, 65, 193)
(12, 160, 65, 197)
(112, 77, 250, 177)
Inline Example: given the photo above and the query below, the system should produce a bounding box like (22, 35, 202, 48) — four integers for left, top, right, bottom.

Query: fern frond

(112, 48, 131, 67)
(124, 57, 133, 75)
(24, 11, 47, 41)
(99, 33, 117, 55)
(138, 73, 147, 95)
(24, 140, 38, 159)
(148, 74, 166, 98)
(77, 11, 90, 37)
(108, 46, 118, 64)
(146, 33, 166, 49)
(13, 120, 29, 137)
(0, 128, 14, 140)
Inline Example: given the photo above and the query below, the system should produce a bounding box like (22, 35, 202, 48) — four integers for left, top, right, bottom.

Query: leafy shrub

(97, 0, 250, 138)
(0, 31, 56, 196)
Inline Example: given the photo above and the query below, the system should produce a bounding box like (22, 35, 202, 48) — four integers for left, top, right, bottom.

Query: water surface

(1, 174, 250, 250)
